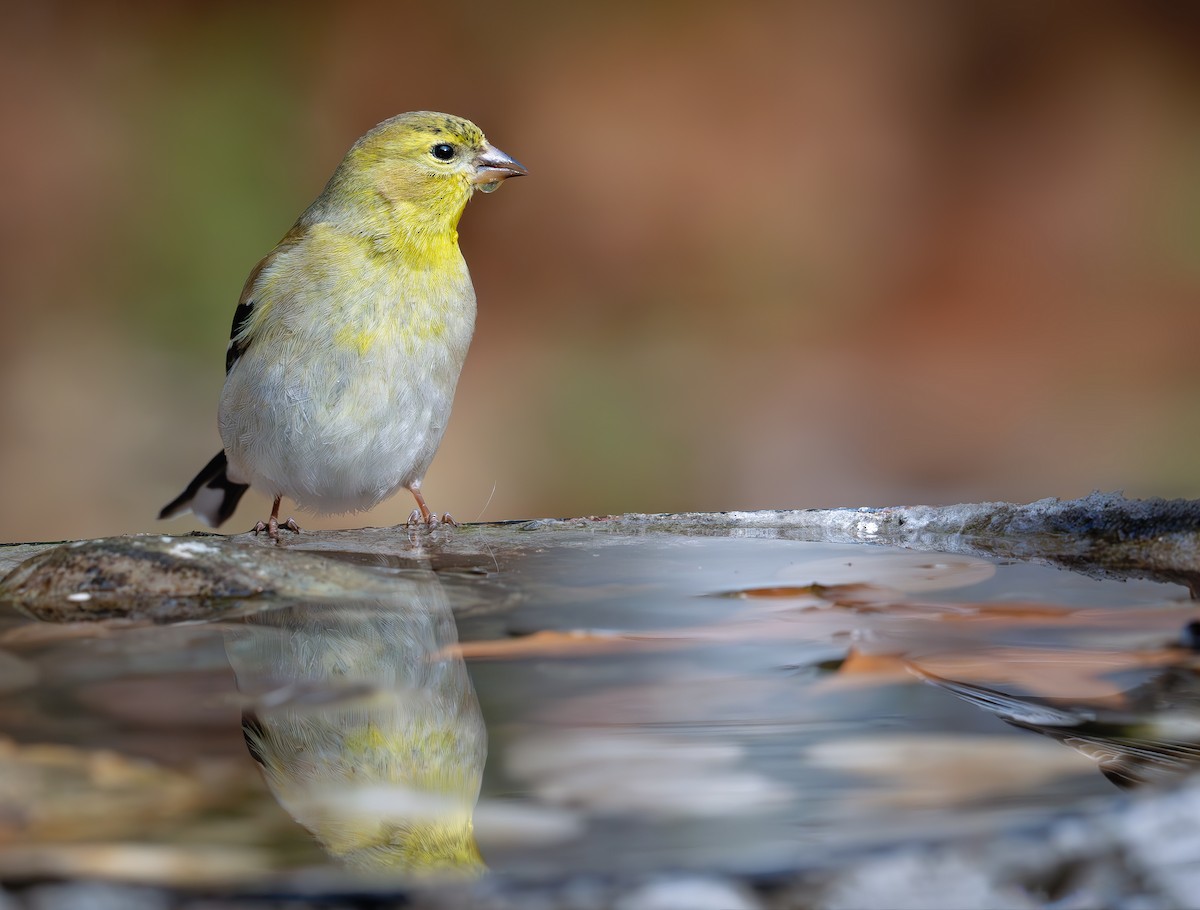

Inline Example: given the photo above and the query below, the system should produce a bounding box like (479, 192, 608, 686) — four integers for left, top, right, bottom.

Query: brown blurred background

(1, 0, 1198, 542)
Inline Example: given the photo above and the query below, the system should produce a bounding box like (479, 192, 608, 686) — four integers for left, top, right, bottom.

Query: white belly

(218, 306, 474, 515)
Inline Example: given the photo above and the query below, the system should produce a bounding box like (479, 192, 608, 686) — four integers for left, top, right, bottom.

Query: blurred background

(1, 0, 1198, 542)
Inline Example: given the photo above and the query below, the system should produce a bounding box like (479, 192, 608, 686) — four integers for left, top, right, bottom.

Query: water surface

(0, 532, 1194, 887)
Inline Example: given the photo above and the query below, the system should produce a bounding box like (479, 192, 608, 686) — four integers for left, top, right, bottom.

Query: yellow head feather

(314, 112, 492, 261)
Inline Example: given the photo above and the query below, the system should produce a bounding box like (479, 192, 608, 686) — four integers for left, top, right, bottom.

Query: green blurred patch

(111, 12, 307, 359)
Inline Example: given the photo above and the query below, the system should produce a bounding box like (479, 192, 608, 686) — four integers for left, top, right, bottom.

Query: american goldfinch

(159, 112, 526, 539)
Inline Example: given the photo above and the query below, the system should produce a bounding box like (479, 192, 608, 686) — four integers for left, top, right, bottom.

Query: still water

(0, 531, 1194, 887)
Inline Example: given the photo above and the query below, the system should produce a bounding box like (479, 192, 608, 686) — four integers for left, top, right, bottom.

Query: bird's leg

(407, 484, 433, 527)
(251, 497, 282, 540)
(404, 483, 457, 529)
(252, 496, 300, 541)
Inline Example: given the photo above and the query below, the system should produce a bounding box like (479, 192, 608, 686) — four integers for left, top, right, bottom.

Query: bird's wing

(225, 223, 307, 375)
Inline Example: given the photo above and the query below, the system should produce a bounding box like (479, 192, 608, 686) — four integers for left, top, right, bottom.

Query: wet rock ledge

(2, 491, 1199, 621)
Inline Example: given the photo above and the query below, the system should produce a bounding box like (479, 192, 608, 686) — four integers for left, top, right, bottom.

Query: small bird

(159, 112, 526, 539)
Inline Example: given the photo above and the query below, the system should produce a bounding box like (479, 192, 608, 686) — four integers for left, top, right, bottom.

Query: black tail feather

(159, 450, 249, 527)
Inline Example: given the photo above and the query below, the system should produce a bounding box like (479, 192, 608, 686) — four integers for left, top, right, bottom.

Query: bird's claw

(403, 510, 458, 530)
(252, 516, 301, 542)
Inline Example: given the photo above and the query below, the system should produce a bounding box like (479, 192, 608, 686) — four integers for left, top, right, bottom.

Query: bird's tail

(159, 450, 249, 528)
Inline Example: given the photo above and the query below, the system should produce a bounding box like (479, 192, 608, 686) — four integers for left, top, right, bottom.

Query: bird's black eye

(431, 143, 456, 161)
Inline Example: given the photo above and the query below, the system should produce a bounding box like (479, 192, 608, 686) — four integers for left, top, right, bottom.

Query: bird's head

(334, 111, 526, 234)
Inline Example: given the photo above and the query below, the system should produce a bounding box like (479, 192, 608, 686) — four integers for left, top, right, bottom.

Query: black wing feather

(226, 300, 254, 374)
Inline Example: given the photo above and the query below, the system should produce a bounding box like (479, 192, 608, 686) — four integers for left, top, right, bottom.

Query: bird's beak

(472, 143, 527, 193)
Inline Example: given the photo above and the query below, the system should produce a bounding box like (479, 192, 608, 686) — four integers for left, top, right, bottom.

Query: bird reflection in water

(223, 570, 486, 876)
